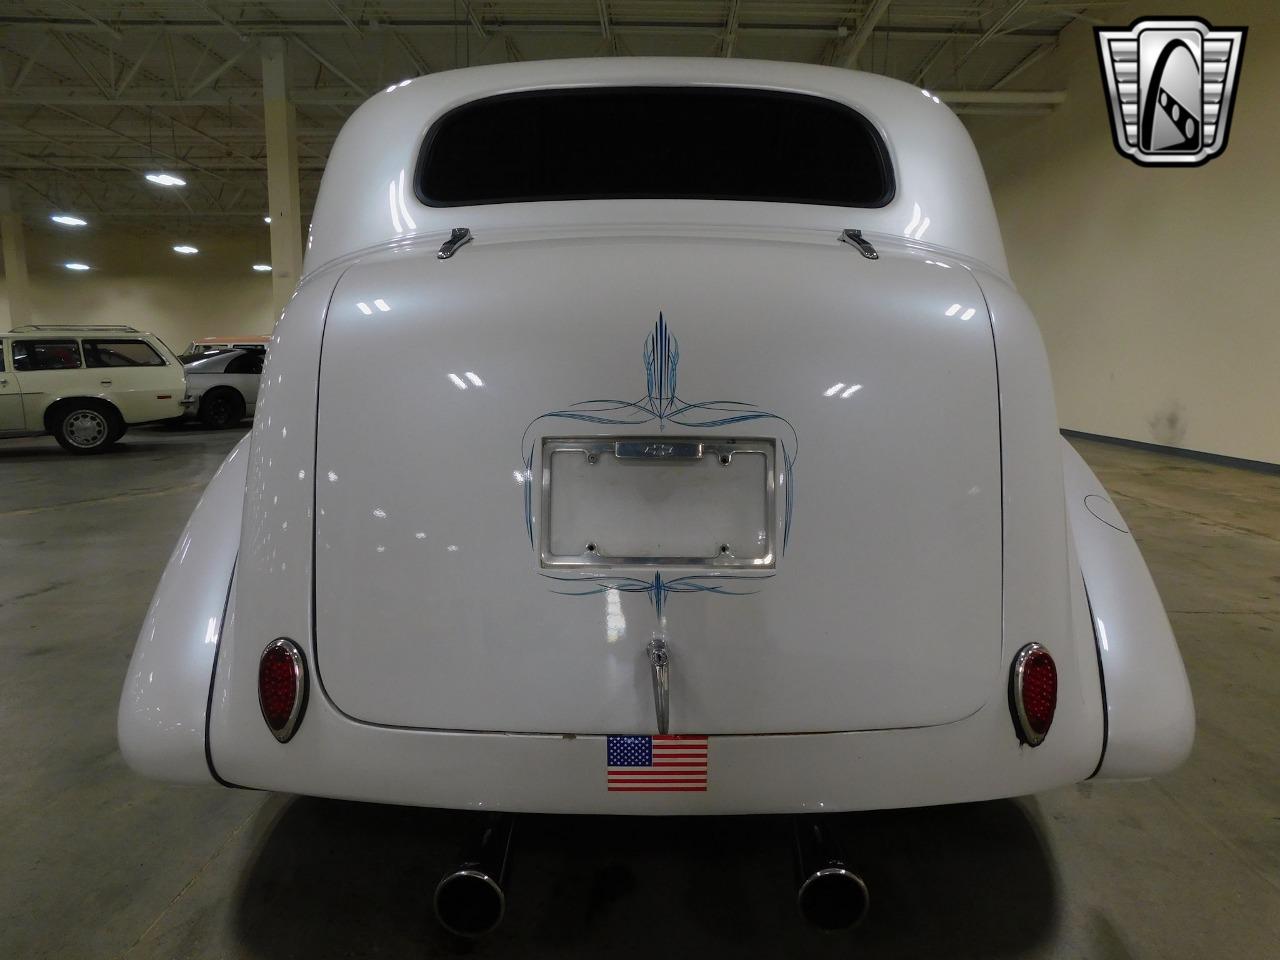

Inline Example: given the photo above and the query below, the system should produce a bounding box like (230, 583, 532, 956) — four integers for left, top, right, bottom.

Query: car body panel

(1063, 440, 1196, 778)
(117, 435, 248, 784)
(311, 233, 1002, 734)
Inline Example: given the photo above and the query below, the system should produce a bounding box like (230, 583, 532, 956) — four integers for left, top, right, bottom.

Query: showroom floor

(1, 429, 1276, 959)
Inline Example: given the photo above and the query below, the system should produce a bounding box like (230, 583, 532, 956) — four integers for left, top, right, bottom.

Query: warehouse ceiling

(0, 2, 1108, 228)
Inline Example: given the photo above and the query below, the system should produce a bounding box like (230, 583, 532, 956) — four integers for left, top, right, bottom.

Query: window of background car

(83, 339, 166, 368)
(12, 340, 82, 372)
(225, 352, 264, 375)
(417, 87, 894, 208)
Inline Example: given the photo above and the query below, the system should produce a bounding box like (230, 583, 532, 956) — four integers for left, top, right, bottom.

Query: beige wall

(0, 224, 275, 353)
(970, 0, 1278, 464)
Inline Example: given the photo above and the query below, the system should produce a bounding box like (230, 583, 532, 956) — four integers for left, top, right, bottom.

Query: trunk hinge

(437, 227, 473, 260)
(840, 228, 879, 260)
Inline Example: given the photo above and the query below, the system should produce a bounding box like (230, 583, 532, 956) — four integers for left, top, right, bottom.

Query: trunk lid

(312, 231, 1001, 734)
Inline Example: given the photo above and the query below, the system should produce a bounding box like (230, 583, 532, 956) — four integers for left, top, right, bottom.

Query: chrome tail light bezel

(1010, 642, 1057, 747)
(258, 637, 308, 743)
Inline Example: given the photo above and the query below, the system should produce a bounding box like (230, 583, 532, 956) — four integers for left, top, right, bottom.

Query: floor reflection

(234, 795, 1056, 959)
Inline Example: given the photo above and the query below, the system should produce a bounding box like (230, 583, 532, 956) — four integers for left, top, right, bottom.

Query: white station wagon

(119, 59, 1194, 934)
(1, 325, 185, 453)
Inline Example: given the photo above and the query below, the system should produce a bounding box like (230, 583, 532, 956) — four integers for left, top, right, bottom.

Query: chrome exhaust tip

(797, 865, 870, 931)
(793, 816, 869, 931)
(433, 813, 513, 938)
(433, 867, 506, 938)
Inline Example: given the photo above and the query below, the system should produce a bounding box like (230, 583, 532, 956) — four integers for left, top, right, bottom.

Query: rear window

(84, 339, 166, 367)
(417, 87, 893, 208)
(12, 340, 81, 371)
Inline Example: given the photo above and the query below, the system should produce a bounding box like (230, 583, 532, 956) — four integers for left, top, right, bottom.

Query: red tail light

(259, 638, 307, 742)
(1010, 643, 1057, 746)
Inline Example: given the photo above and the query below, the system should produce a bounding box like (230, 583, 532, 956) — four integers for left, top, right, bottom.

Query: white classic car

(180, 347, 263, 428)
(119, 59, 1194, 934)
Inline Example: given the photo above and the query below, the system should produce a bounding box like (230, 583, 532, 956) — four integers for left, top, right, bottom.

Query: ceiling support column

(0, 184, 32, 332)
(261, 37, 304, 318)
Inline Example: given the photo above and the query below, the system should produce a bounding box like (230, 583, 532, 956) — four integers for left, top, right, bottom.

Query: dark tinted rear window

(417, 87, 893, 208)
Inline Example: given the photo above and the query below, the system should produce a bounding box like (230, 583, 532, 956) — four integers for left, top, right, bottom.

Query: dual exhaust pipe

(432, 813, 868, 937)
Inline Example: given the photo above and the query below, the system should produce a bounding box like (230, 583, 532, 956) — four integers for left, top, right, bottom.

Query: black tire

(198, 388, 246, 429)
(51, 400, 122, 455)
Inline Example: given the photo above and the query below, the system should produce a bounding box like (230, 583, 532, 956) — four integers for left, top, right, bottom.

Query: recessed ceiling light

(146, 172, 187, 187)
(172, 244, 199, 255)
(64, 262, 91, 271)
(51, 214, 88, 227)
(252, 263, 271, 272)
(263, 216, 271, 223)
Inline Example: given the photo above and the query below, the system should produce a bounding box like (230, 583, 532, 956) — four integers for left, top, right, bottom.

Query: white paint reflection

(840, 384, 862, 398)
(945, 303, 961, 317)
(904, 202, 922, 237)
(823, 382, 845, 397)
(356, 302, 373, 316)
(465, 371, 483, 386)
(605, 588, 626, 644)
(448, 373, 468, 389)
(1097, 618, 1109, 651)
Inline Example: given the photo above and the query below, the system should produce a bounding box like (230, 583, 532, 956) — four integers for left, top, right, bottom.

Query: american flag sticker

(606, 735, 709, 792)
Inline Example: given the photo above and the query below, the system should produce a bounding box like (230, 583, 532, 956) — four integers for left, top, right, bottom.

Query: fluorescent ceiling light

(64, 262, 91, 271)
(252, 264, 271, 272)
(146, 172, 187, 187)
(51, 214, 87, 227)
(172, 244, 199, 255)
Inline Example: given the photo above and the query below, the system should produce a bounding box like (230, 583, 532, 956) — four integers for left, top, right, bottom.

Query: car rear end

(201, 226, 1105, 813)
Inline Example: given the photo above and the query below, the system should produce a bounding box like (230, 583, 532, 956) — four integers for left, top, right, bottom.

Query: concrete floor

(1, 428, 1277, 959)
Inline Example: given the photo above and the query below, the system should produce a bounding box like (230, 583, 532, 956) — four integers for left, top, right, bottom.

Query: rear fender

(117, 435, 248, 783)
(1062, 439, 1195, 779)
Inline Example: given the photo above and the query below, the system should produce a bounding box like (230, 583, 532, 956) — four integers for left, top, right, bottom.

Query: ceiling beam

(834, 0, 893, 69)
(113, 31, 163, 96)
(992, 41, 1056, 89)
(0, 17, 1060, 44)
(57, 1, 122, 40)
(721, 1, 741, 57)
(290, 35, 369, 97)
(953, 0, 1032, 73)
(188, 45, 250, 96)
(196, 2, 247, 42)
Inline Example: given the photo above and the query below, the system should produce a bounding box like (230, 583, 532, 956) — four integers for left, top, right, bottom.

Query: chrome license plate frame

(539, 436, 777, 570)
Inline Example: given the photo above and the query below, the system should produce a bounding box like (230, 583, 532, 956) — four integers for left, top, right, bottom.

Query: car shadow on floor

(232, 796, 1056, 959)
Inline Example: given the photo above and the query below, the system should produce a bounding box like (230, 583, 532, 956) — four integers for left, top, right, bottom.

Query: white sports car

(119, 58, 1193, 935)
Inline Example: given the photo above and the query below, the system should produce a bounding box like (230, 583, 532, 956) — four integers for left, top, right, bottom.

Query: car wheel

(52, 401, 122, 455)
(199, 388, 246, 429)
